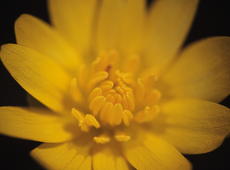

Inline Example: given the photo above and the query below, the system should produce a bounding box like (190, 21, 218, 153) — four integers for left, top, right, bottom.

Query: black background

(0, 0, 229, 170)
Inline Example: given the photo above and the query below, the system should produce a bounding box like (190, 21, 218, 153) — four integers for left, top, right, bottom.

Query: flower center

(69, 51, 161, 144)
(88, 69, 135, 126)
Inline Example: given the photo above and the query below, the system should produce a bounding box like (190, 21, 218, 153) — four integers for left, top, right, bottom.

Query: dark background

(0, 0, 229, 170)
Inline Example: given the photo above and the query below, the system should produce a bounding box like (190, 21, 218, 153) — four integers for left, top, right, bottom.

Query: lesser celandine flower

(0, 0, 230, 169)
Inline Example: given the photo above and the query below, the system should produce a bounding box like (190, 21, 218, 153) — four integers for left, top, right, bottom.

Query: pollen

(70, 51, 161, 144)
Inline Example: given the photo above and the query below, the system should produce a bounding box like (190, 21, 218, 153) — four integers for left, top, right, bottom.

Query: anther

(93, 134, 111, 144)
(114, 131, 131, 142)
(89, 96, 106, 116)
(71, 108, 101, 132)
(99, 102, 113, 122)
(72, 108, 89, 132)
(88, 87, 102, 102)
(122, 110, 133, 126)
(72, 108, 84, 122)
(100, 80, 114, 91)
(109, 104, 123, 126)
(87, 71, 109, 90)
(85, 114, 100, 129)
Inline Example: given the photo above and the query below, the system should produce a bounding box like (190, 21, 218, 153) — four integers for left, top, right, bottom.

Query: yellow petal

(0, 107, 77, 142)
(31, 139, 91, 170)
(123, 130, 191, 170)
(48, 0, 97, 55)
(93, 144, 130, 170)
(153, 99, 230, 154)
(15, 14, 82, 74)
(162, 37, 230, 102)
(0, 44, 71, 113)
(144, 0, 198, 69)
(120, 0, 145, 54)
(96, 0, 145, 54)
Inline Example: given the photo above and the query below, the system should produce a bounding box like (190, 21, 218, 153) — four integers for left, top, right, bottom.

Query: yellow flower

(0, 0, 230, 170)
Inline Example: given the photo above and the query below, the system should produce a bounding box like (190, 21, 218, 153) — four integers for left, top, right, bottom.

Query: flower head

(0, 0, 230, 170)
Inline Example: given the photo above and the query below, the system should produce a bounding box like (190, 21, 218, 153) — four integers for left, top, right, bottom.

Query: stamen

(72, 108, 89, 132)
(88, 88, 102, 102)
(99, 102, 113, 123)
(114, 131, 131, 142)
(109, 103, 123, 126)
(72, 108, 84, 122)
(87, 71, 109, 91)
(115, 70, 133, 85)
(93, 134, 111, 144)
(122, 110, 133, 126)
(100, 80, 114, 91)
(115, 86, 125, 94)
(85, 114, 100, 129)
(72, 108, 100, 132)
(87, 66, 136, 126)
(115, 94, 122, 103)
(105, 93, 116, 103)
(89, 96, 106, 116)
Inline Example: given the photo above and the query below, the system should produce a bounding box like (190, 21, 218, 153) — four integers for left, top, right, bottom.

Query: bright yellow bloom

(0, 0, 230, 170)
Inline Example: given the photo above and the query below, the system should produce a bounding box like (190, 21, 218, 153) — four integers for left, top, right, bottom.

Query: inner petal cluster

(69, 51, 161, 144)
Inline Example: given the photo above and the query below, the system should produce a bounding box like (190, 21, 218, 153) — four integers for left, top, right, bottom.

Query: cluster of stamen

(69, 51, 161, 144)
(88, 70, 135, 127)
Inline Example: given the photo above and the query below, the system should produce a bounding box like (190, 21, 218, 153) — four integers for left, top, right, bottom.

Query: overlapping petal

(123, 130, 191, 170)
(144, 0, 198, 69)
(162, 37, 230, 102)
(15, 14, 82, 74)
(31, 138, 91, 170)
(0, 44, 71, 113)
(96, 0, 145, 54)
(152, 99, 230, 154)
(0, 107, 77, 142)
(48, 0, 97, 55)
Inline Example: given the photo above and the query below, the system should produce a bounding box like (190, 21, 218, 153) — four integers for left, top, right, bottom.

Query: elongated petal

(144, 0, 198, 69)
(0, 44, 71, 113)
(153, 99, 230, 154)
(0, 107, 77, 142)
(15, 14, 82, 74)
(48, 0, 97, 55)
(31, 139, 91, 170)
(162, 37, 230, 102)
(93, 145, 130, 170)
(96, 0, 145, 54)
(123, 130, 191, 170)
